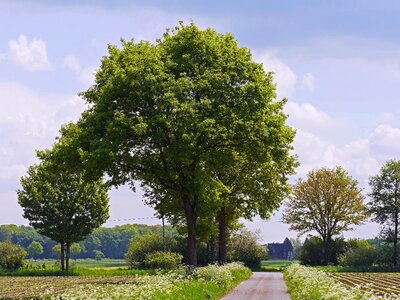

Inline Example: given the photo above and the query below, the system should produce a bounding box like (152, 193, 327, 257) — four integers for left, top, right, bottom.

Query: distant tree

(27, 241, 43, 259)
(70, 244, 81, 259)
(17, 155, 109, 272)
(289, 238, 303, 259)
(52, 244, 61, 259)
(369, 159, 400, 266)
(283, 167, 368, 265)
(227, 228, 267, 269)
(94, 250, 105, 260)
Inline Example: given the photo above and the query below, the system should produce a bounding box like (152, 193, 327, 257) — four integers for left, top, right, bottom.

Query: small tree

(17, 156, 109, 272)
(70, 243, 81, 260)
(27, 241, 43, 259)
(283, 167, 368, 265)
(227, 228, 267, 269)
(369, 159, 400, 266)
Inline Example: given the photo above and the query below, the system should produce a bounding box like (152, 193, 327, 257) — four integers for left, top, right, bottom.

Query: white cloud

(0, 82, 87, 181)
(293, 123, 400, 187)
(301, 73, 315, 91)
(7, 35, 52, 71)
(285, 101, 347, 132)
(64, 55, 96, 86)
(255, 50, 297, 98)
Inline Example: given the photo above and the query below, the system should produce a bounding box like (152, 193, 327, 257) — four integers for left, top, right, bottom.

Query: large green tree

(283, 167, 368, 265)
(49, 22, 296, 265)
(369, 159, 400, 265)
(17, 156, 109, 271)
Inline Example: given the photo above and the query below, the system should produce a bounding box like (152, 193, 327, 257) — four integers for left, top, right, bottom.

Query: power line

(106, 216, 158, 223)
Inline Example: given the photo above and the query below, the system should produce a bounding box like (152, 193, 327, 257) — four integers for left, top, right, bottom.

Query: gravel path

(221, 272, 291, 300)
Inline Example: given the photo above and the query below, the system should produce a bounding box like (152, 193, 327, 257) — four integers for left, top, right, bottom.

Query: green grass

(260, 260, 296, 272)
(0, 259, 152, 277)
(26, 258, 129, 269)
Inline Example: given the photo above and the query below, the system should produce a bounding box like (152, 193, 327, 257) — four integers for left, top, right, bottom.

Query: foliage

(284, 264, 380, 300)
(227, 228, 267, 269)
(52, 244, 61, 259)
(50, 22, 296, 266)
(27, 241, 43, 259)
(339, 241, 378, 266)
(70, 243, 81, 258)
(298, 236, 346, 266)
(368, 159, 400, 265)
(0, 241, 27, 270)
(144, 251, 182, 270)
(17, 156, 110, 271)
(283, 167, 368, 264)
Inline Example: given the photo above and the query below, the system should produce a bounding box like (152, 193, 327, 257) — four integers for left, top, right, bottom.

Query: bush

(339, 239, 378, 267)
(0, 241, 27, 270)
(144, 251, 182, 270)
(298, 236, 346, 266)
(228, 228, 267, 269)
(125, 233, 181, 268)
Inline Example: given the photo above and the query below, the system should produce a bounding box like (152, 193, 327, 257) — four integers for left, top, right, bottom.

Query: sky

(1, 0, 400, 243)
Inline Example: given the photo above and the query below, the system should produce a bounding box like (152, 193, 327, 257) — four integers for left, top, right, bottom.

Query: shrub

(144, 251, 182, 270)
(299, 236, 346, 266)
(228, 228, 267, 269)
(125, 233, 180, 268)
(339, 239, 378, 267)
(0, 241, 27, 270)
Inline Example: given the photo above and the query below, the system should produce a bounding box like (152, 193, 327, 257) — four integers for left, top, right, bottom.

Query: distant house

(267, 238, 294, 260)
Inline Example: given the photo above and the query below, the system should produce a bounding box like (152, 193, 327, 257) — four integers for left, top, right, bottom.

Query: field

(26, 258, 129, 269)
(330, 272, 400, 298)
(260, 260, 296, 271)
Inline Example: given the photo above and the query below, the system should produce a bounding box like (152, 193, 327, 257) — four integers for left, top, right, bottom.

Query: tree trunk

(218, 207, 227, 265)
(322, 237, 331, 266)
(210, 235, 216, 263)
(60, 241, 65, 271)
(394, 210, 398, 266)
(66, 242, 71, 272)
(182, 194, 197, 266)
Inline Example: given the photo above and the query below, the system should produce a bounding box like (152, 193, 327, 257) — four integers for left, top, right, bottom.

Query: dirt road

(220, 272, 291, 300)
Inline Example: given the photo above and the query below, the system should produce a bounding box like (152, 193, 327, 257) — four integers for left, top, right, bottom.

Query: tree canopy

(369, 159, 400, 265)
(283, 166, 368, 264)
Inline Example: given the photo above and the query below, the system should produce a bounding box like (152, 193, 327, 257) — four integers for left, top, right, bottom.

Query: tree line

(0, 224, 169, 259)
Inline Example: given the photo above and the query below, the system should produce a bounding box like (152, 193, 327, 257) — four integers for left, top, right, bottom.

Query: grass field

(0, 259, 152, 277)
(26, 258, 129, 269)
(330, 272, 400, 298)
(260, 260, 296, 271)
